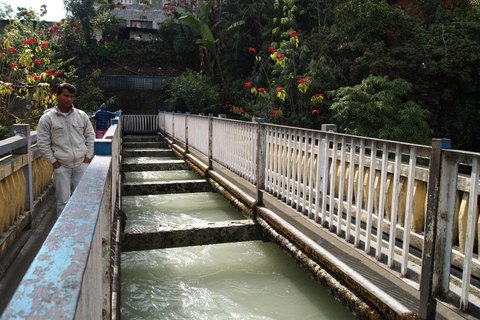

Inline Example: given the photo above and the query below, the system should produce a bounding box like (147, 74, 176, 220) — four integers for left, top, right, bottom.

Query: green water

(122, 192, 244, 227)
(121, 171, 356, 319)
(121, 241, 356, 320)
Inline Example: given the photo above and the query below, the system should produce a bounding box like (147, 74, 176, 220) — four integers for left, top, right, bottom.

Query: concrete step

(121, 220, 263, 251)
(122, 160, 189, 172)
(123, 141, 166, 149)
(123, 148, 174, 157)
(123, 135, 159, 142)
(122, 179, 212, 196)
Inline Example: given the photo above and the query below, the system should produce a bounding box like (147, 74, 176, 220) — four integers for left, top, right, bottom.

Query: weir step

(123, 148, 174, 157)
(122, 180, 211, 196)
(123, 135, 160, 142)
(121, 220, 264, 252)
(123, 141, 166, 149)
(122, 160, 189, 172)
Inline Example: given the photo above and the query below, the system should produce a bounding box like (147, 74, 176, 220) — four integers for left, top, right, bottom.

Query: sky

(1, 0, 67, 21)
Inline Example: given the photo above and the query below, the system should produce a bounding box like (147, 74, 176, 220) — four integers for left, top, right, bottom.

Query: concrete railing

(158, 111, 480, 317)
(0, 125, 53, 259)
(1, 117, 122, 319)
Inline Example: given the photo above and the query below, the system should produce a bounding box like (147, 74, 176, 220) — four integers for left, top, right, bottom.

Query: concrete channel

(120, 134, 470, 320)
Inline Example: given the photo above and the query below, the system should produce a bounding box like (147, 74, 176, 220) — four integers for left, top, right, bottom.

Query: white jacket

(37, 105, 95, 169)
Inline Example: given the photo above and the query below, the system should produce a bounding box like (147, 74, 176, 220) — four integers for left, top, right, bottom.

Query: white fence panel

(188, 115, 209, 155)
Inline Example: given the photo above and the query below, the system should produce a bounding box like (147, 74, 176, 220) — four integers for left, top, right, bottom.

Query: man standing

(93, 103, 117, 138)
(37, 83, 95, 216)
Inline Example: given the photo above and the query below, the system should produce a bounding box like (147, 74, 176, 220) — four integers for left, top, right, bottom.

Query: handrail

(159, 111, 480, 317)
(0, 125, 50, 252)
(1, 117, 122, 319)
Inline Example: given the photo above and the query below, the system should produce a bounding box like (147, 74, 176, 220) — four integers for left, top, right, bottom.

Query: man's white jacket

(37, 105, 95, 169)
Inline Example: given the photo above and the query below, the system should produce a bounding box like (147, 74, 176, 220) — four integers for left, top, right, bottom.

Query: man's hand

(83, 157, 91, 163)
(53, 161, 61, 169)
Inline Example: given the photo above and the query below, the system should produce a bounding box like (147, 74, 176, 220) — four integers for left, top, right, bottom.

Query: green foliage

(329, 75, 431, 144)
(0, 14, 73, 127)
(164, 70, 221, 114)
(73, 69, 106, 111)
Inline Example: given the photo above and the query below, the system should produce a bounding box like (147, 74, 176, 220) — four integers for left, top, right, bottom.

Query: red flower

(165, 2, 172, 5)
(143, 8, 146, 11)
(275, 87, 284, 94)
(277, 54, 284, 59)
(166, 13, 172, 16)
(257, 88, 266, 93)
(163, 7, 168, 10)
(23, 40, 30, 45)
(244, 82, 253, 87)
(299, 78, 307, 84)
(57, 22, 61, 27)
(312, 109, 320, 114)
(268, 47, 276, 53)
(290, 31, 298, 37)
(115, 24, 119, 28)
(110, 3, 115, 9)
(0, 53, 3, 57)
(225, 104, 233, 108)
(117, 1, 121, 5)
(249, 48, 256, 53)
(45, 70, 53, 76)
(32, 75, 40, 80)
(122, 6, 126, 9)
(9, 63, 17, 68)
(54, 71, 62, 75)
(71, 22, 76, 27)
(41, 42, 48, 48)
(34, 59, 42, 63)
(238, 109, 245, 114)
(69, 34, 73, 38)
(315, 93, 323, 98)
(8, 47, 15, 53)
(270, 110, 281, 117)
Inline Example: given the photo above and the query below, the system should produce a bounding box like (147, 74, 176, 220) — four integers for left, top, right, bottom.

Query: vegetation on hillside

(1, 0, 480, 151)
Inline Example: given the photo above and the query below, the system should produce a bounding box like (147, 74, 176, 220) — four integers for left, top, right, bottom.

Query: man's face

(56, 89, 75, 110)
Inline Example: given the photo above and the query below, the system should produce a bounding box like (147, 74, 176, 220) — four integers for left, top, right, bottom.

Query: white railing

(122, 114, 158, 133)
(155, 112, 480, 317)
(212, 118, 257, 184)
(173, 113, 186, 143)
(187, 115, 209, 155)
(1, 118, 122, 319)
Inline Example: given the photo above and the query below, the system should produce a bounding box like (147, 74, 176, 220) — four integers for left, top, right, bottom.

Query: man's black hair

(56, 83, 76, 95)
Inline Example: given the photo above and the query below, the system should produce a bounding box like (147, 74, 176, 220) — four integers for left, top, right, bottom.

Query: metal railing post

(208, 114, 213, 170)
(185, 112, 189, 153)
(419, 138, 451, 320)
(254, 117, 266, 205)
(12, 124, 33, 213)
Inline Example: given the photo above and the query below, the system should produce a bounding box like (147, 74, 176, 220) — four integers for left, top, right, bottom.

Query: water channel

(121, 164, 357, 319)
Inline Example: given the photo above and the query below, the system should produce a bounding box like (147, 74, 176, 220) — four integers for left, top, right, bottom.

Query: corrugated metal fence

(100, 75, 169, 90)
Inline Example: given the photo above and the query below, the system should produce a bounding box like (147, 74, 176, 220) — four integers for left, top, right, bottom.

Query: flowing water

(121, 169, 356, 319)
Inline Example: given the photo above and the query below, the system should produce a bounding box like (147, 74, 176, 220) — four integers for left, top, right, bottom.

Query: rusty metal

(419, 138, 451, 320)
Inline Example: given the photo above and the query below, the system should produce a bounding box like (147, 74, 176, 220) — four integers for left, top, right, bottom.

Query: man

(37, 83, 95, 216)
(93, 103, 117, 138)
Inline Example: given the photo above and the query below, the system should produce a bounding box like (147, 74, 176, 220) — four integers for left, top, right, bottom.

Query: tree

(0, 11, 73, 128)
(173, 0, 244, 102)
(328, 75, 431, 144)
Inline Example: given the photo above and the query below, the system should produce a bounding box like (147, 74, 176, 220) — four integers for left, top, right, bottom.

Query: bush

(164, 70, 221, 115)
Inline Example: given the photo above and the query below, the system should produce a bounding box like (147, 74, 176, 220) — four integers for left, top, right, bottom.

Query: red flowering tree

(0, 14, 72, 128)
